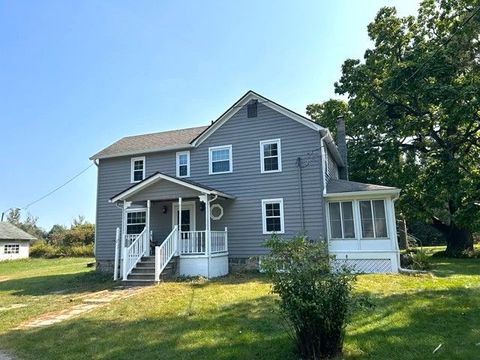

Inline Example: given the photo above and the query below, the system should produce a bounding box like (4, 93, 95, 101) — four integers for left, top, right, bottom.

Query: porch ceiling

(110, 172, 235, 203)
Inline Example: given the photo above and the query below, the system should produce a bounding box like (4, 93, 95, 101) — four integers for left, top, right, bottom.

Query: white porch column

(120, 201, 128, 279)
(178, 197, 182, 255)
(146, 200, 151, 256)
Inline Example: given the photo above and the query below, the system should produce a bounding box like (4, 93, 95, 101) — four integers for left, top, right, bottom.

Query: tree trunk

(398, 214, 408, 250)
(445, 224, 474, 257)
(431, 218, 473, 257)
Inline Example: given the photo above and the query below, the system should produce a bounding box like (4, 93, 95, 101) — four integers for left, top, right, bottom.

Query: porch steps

(122, 256, 178, 286)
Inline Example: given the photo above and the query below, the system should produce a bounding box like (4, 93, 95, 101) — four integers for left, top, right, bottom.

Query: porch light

(162, 205, 168, 214)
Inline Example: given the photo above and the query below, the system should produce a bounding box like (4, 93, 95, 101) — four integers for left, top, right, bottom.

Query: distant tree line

(6, 208, 94, 257)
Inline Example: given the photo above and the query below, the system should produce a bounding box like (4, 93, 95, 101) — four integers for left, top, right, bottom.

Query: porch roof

(325, 179, 400, 198)
(110, 172, 235, 203)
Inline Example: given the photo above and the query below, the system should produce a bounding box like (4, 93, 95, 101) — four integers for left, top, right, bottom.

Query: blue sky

(0, 0, 419, 230)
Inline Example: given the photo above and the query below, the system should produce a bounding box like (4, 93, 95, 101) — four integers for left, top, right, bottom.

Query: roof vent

(247, 100, 258, 118)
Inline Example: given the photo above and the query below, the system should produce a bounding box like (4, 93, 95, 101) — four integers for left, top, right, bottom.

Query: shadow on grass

(429, 257, 480, 277)
(346, 286, 480, 359)
(0, 271, 114, 296)
(4, 295, 294, 360)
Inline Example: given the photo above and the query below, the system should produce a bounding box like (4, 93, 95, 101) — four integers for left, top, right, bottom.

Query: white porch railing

(125, 234, 139, 247)
(122, 228, 149, 280)
(179, 228, 228, 256)
(155, 226, 178, 281)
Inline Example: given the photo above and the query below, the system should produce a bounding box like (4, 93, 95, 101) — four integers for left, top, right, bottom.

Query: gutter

(320, 132, 328, 196)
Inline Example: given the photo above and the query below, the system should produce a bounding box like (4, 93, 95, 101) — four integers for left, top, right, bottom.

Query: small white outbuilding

(0, 222, 36, 261)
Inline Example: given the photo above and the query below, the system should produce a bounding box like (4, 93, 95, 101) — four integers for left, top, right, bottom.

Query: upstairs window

(260, 139, 282, 173)
(262, 198, 285, 234)
(359, 200, 387, 238)
(176, 151, 190, 178)
(4, 244, 20, 254)
(130, 156, 145, 183)
(209, 145, 232, 174)
(328, 201, 355, 239)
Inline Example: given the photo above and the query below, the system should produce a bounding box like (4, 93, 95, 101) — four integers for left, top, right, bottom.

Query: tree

(6, 208, 46, 240)
(309, 0, 480, 256)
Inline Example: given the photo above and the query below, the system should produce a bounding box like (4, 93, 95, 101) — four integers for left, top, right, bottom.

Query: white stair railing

(155, 226, 178, 281)
(122, 228, 148, 280)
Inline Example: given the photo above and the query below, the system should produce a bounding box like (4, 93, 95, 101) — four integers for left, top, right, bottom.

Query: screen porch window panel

(360, 200, 387, 238)
(329, 201, 355, 239)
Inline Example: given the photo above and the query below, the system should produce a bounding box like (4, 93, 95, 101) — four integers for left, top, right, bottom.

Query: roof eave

(324, 189, 401, 199)
(90, 144, 195, 160)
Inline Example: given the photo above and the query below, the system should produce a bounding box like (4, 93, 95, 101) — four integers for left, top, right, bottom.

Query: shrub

(401, 248, 431, 270)
(63, 244, 94, 257)
(30, 240, 61, 258)
(262, 235, 358, 359)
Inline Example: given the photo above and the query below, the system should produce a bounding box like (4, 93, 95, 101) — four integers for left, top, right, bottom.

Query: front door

(172, 201, 195, 232)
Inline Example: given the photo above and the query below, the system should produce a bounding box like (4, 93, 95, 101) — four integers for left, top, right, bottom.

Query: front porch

(110, 172, 235, 282)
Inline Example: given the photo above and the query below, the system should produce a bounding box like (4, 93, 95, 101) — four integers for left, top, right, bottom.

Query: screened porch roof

(110, 172, 235, 203)
(325, 179, 400, 199)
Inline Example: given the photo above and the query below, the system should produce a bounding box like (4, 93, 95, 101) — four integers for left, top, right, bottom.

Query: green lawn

(0, 254, 479, 359)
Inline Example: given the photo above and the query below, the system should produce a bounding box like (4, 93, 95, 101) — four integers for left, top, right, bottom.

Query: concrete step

(122, 279, 157, 286)
(128, 273, 155, 280)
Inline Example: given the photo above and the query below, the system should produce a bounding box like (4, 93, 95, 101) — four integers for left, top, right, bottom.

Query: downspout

(320, 132, 328, 196)
(296, 157, 305, 232)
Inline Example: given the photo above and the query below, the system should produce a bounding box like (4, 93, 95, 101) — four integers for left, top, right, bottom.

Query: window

(4, 244, 20, 254)
(176, 151, 190, 177)
(328, 202, 355, 239)
(260, 139, 282, 173)
(130, 157, 145, 183)
(359, 200, 387, 238)
(262, 198, 285, 234)
(126, 210, 146, 235)
(209, 145, 232, 174)
(247, 100, 258, 118)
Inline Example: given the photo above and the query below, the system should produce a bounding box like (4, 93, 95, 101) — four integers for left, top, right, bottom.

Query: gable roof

(90, 126, 208, 160)
(190, 90, 325, 146)
(0, 222, 36, 241)
(325, 179, 400, 198)
(110, 172, 235, 203)
(90, 91, 334, 161)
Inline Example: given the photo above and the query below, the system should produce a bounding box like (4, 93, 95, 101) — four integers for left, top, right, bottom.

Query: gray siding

(95, 103, 325, 260)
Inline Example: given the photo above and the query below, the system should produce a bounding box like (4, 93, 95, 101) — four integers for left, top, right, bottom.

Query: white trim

(110, 172, 235, 202)
(176, 151, 190, 178)
(130, 156, 145, 183)
(260, 139, 282, 173)
(209, 145, 233, 175)
(192, 91, 324, 147)
(172, 201, 196, 231)
(261, 198, 285, 235)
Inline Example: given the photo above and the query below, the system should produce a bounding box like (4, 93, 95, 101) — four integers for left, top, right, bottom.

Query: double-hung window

(262, 198, 285, 234)
(4, 244, 20, 254)
(130, 156, 145, 183)
(176, 151, 190, 177)
(328, 202, 355, 239)
(126, 210, 146, 235)
(209, 145, 232, 174)
(260, 139, 282, 173)
(359, 200, 387, 238)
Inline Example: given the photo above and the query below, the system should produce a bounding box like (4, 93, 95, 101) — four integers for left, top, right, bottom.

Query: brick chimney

(336, 115, 348, 180)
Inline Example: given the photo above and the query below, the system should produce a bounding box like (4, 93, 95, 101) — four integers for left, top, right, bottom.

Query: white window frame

(176, 151, 190, 178)
(359, 199, 389, 239)
(260, 139, 282, 173)
(4, 244, 20, 254)
(261, 198, 285, 234)
(327, 201, 356, 240)
(124, 208, 147, 235)
(130, 156, 146, 183)
(209, 145, 233, 175)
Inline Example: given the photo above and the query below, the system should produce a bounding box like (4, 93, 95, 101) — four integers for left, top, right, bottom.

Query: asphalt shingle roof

(0, 222, 36, 241)
(90, 126, 209, 160)
(327, 179, 399, 193)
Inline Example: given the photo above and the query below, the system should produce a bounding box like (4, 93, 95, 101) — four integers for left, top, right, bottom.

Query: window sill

(209, 171, 233, 175)
(263, 231, 285, 235)
(261, 169, 282, 174)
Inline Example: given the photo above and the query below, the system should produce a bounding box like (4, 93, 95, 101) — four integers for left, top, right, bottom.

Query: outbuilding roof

(90, 126, 208, 160)
(0, 222, 36, 241)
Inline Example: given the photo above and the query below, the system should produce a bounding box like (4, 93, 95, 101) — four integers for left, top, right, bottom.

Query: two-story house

(90, 91, 401, 283)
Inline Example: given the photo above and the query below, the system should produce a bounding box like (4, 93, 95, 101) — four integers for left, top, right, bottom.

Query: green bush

(262, 235, 358, 359)
(30, 240, 93, 258)
(401, 248, 431, 270)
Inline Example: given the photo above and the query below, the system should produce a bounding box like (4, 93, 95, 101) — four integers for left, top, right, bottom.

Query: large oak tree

(308, 0, 480, 256)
